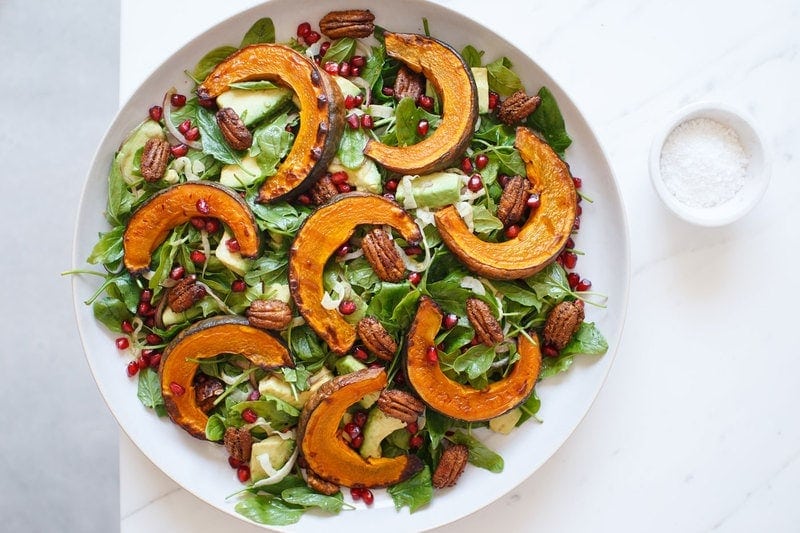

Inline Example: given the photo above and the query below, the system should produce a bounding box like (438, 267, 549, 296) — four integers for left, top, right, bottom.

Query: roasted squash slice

(363, 32, 477, 175)
(297, 367, 423, 487)
(159, 316, 293, 439)
(123, 181, 259, 274)
(435, 127, 577, 280)
(197, 44, 345, 203)
(289, 192, 421, 354)
(404, 296, 541, 421)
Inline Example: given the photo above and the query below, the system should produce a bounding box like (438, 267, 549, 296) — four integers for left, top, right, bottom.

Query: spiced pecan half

(306, 470, 340, 495)
(357, 317, 397, 361)
(543, 300, 585, 350)
(496, 175, 530, 226)
(308, 174, 339, 205)
(432, 444, 469, 489)
(216, 107, 252, 150)
(393, 66, 424, 102)
(167, 274, 207, 312)
(319, 9, 375, 39)
(466, 297, 504, 346)
(377, 389, 425, 424)
(497, 90, 542, 125)
(194, 373, 225, 413)
(247, 299, 293, 330)
(140, 138, 170, 182)
(361, 228, 406, 282)
(224, 427, 253, 463)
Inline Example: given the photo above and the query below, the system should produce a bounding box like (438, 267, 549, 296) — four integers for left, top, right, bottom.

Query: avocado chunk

(359, 407, 407, 459)
(334, 76, 363, 98)
(395, 171, 462, 209)
(471, 67, 490, 114)
(328, 157, 382, 192)
(334, 355, 367, 375)
(220, 155, 264, 189)
(258, 367, 333, 409)
(250, 435, 296, 482)
(488, 407, 522, 434)
(116, 119, 165, 184)
(214, 229, 250, 276)
(216, 88, 292, 127)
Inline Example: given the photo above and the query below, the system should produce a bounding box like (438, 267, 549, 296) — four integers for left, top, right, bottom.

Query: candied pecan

(466, 297, 504, 346)
(194, 373, 225, 413)
(432, 444, 469, 489)
(543, 300, 585, 350)
(306, 470, 340, 495)
(308, 174, 339, 205)
(216, 107, 252, 150)
(497, 90, 541, 125)
(247, 299, 293, 330)
(496, 175, 530, 226)
(167, 274, 207, 312)
(393, 66, 425, 102)
(224, 427, 253, 463)
(319, 9, 375, 39)
(377, 389, 425, 424)
(357, 317, 397, 361)
(140, 138, 170, 182)
(361, 228, 406, 282)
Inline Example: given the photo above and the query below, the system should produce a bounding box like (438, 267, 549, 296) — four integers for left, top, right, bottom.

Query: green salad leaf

(387, 466, 433, 513)
(192, 45, 238, 82)
(528, 86, 572, 156)
(240, 17, 275, 47)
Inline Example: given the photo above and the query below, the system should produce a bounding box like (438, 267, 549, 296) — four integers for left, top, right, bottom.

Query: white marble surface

(117, 0, 800, 531)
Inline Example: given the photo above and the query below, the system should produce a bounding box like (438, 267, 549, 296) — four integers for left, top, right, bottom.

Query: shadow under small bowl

(649, 102, 770, 226)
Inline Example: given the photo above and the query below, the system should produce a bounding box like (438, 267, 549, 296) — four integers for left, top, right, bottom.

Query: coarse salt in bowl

(649, 102, 770, 226)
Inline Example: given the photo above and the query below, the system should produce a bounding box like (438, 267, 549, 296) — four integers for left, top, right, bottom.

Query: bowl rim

(648, 100, 770, 226)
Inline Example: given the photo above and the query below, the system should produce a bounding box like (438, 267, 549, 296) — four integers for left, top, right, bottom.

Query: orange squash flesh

(123, 182, 259, 274)
(435, 127, 577, 280)
(405, 296, 541, 422)
(159, 316, 293, 439)
(363, 32, 478, 175)
(297, 367, 423, 487)
(197, 44, 344, 203)
(289, 193, 422, 354)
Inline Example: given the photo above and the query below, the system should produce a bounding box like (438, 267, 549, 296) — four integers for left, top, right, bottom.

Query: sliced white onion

(368, 104, 394, 119)
(289, 316, 306, 328)
(460, 276, 486, 296)
(455, 201, 474, 232)
(399, 175, 418, 210)
(414, 207, 435, 228)
(321, 278, 349, 310)
(349, 76, 372, 106)
(195, 280, 235, 315)
(162, 88, 202, 150)
(394, 240, 431, 273)
(337, 248, 365, 262)
(304, 40, 322, 58)
(252, 444, 299, 488)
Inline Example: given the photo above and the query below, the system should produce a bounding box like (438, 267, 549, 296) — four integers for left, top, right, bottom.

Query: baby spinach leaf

(343, 257, 380, 291)
(471, 204, 503, 234)
(395, 97, 420, 146)
(137, 367, 166, 416)
(107, 155, 133, 225)
(251, 121, 294, 176)
(448, 431, 504, 473)
(192, 46, 238, 81)
(205, 414, 226, 441)
(516, 390, 541, 425)
(240, 17, 275, 47)
(525, 262, 571, 303)
(322, 37, 356, 63)
(337, 127, 369, 169)
(528, 86, 572, 156)
(247, 198, 307, 235)
(492, 280, 541, 309)
(452, 344, 495, 380)
(235, 494, 305, 526)
(196, 106, 242, 165)
(289, 325, 328, 363)
(461, 45, 484, 68)
(360, 45, 385, 89)
(387, 466, 433, 513)
(87, 226, 125, 266)
(92, 297, 131, 332)
(561, 322, 608, 356)
(281, 487, 344, 513)
(486, 56, 522, 96)
(539, 353, 574, 379)
(228, 80, 281, 90)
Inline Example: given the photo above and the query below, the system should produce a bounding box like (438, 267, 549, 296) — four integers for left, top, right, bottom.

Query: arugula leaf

(247, 198, 307, 236)
(486, 56, 523, 96)
(240, 17, 275, 47)
(244, 253, 288, 286)
(281, 366, 311, 392)
(516, 390, 542, 425)
(281, 487, 344, 513)
(525, 262, 571, 303)
(235, 494, 304, 526)
(289, 325, 328, 364)
(471, 204, 503, 234)
(87, 226, 125, 265)
(322, 37, 356, 63)
(461, 45, 484, 68)
(337, 127, 369, 169)
(424, 410, 450, 450)
(452, 344, 494, 381)
(448, 431, 504, 473)
(196, 106, 242, 164)
(192, 46, 237, 81)
(492, 279, 541, 309)
(528, 86, 572, 156)
(561, 322, 608, 356)
(426, 273, 473, 317)
(395, 97, 420, 146)
(137, 367, 166, 416)
(387, 466, 433, 513)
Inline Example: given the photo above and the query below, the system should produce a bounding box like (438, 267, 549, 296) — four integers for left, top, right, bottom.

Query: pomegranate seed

(170, 93, 186, 107)
(410, 434, 424, 448)
(121, 320, 134, 334)
(404, 245, 422, 256)
(351, 65, 361, 77)
(408, 272, 422, 286)
(140, 289, 153, 303)
(361, 489, 374, 505)
(204, 218, 220, 233)
(344, 422, 361, 440)
(351, 434, 364, 449)
(137, 302, 154, 317)
(148, 353, 162, 368)
(189, 217, 206, 230)
(566, 237, 575, 249)
(383, 192, 396, 201)
(346, 113, 360, 130)
(178, 119, 191, 134)
(353, 346, 369, 361)
(394, 372, 406, 385)
(572, 176, 582, 188)
(339, 300, 357, 315)
(577, 278, 592, 292)
(297, 194, 311, 206)
(360, 114, 374, 129)
(460, 157, 473, 174)
(331, 171, 349, 184)
(418, 94, 434, 111)
(190, 250, 206, 264)
(338, 61, 351, 77)
(137, 354, 150, 369)
(336, 244, 352, 258)
(336, 182, 353, 193)
(319, 41, 331, 56)
(231, 279, 246, 293)
(567, 272, 580, 289)
(170, 381, 186, 395)
(344, 94, 356, 109)
(304, 31, 321, 44)
(323, 61, 339, 75)
(381, 86, 394, 97)
(350, 55, 366, 68)
(350, 487, 363, 500)
(296, 21, 311, 38)
(385, 179, 398, 192)
(126, 361, 139, 377)
(562, 251, 578, 269)
(467, 174, 483, 192)
(148, 105, 163, 121)
(407, 421, 418, 434)
(417, 119, 429, 136)
(442, 313, 458, 330)
(146, 333, 162, 345)
(474, 153, 489, 170)
(226, 238, 241, 253)
(144, 317, 155, 328)
(352, 94, 363, 107)
(498, 174, 510, 188)
(543, 345, 559, 358)
(115, 337, 129, 350)
(426, 345, 438, 363)
(237, 466, 251, 483)
(169, 265, 185, 280)
(247, 390, 261, 401)
(228, 456, 243, 469)
(198, 97, 216, 109)
(241, 408, 258, 424)
(170, 143, 188, 157)
(527, 193, 541, 209)
(504, 224, 520, 239)
(354, 411, 368, 428)
(572, 216, 581, 231)
(196, 198, 210, 214)
(488, 91, 499, 110)
(576, 204, 583, 216)
(184, 126, 200, 141)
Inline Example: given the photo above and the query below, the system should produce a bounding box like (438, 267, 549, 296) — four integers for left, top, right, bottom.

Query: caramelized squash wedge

(404, 296, 541, 422)
(297, 367, 423, 487)
(197, 44, 345, 203)
(289, 192, 421, 354)
(159, 316, 293, 439)
(123, 182, 259, 274)
(435, 127, 577, 279)
(363, 32, 477, 175)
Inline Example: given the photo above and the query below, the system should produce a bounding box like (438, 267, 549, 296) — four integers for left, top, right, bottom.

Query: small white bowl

(649, 102, 770, 226)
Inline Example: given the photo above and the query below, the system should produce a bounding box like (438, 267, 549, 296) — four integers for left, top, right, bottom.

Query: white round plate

(72, 0, 630, 530)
